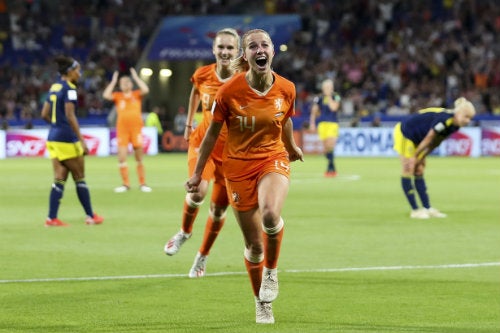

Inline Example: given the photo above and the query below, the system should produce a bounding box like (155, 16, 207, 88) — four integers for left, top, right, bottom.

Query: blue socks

(48, 181, 65, 219)
(76, 180, 93, 217)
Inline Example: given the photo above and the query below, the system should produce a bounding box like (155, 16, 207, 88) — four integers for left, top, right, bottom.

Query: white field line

(1, 262, 499, 284)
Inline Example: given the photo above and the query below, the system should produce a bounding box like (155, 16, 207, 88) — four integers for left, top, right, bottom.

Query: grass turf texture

(0, 154, 499, 333)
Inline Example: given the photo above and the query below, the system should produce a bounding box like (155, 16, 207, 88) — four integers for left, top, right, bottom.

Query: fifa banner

(148, 15, 301, 61)
(1, 128, 157, 158)
(301, 127, 483, 157)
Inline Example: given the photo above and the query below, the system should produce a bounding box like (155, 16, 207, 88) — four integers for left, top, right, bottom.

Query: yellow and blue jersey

(313, 93, 341, 123)
(45, 79, 79, 143)
(400, 107, 459, 145)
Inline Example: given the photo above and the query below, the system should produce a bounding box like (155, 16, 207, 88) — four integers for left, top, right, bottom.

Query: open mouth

(256, 57, 267, 67)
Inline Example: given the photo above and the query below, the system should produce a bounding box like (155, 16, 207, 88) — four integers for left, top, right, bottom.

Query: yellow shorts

(392, 122, 415, 158)
(47, 141, 84, 161)
(317, 122, 339, 140)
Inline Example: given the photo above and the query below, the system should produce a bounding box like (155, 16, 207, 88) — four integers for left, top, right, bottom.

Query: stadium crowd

(1, 0, 499, 130)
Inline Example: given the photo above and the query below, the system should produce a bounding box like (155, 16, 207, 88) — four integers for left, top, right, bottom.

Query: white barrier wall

(1, 127, 157, 158)
(301, 127, 491, 157)
(1, 126, 498, 158)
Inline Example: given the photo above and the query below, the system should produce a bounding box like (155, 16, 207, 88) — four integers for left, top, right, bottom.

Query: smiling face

(119, 76, 133, 92)
(242, 30, 274, 74)
(213, 32, 240, 71)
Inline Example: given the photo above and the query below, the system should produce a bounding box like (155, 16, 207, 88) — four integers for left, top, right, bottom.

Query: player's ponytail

(230, 55, 249, 73)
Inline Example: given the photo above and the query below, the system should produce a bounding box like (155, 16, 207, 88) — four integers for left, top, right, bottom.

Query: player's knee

(209, 205, 227, 221)
(261, 210, 282, 231)
(262, 217, 284, 236)
(244, 246, 264, 263)
(186, 193, 204, 208)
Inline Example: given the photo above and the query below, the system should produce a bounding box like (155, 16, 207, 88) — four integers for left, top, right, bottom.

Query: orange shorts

(224, 154, 290, 212)
(117, 125, 143, 148)
(211, 160, 229, 207)
(187, 144, 216, 181)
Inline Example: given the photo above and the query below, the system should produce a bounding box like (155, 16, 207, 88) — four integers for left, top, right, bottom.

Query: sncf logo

(444, 131, 472, 156)
(6, 134, 46, 157)
(481, 129, 500, 156)
(82, 134, 100, 155)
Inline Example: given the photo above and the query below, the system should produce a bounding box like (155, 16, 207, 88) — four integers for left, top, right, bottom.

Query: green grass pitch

(0, 154, 499, 333)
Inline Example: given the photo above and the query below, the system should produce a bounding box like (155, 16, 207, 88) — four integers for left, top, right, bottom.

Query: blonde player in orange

(185, 29, 303, 324)
(103, 68, 152, 193)
(164, 28, 241, 279)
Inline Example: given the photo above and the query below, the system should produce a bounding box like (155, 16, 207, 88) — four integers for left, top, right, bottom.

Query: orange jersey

(112, 90, 144, 128)
(189, 63, 231, 162)
(212, 72, 296, 180)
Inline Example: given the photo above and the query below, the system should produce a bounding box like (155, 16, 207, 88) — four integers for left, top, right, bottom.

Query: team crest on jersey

(274, 98, 283, 111)
(232, 191, 240, 203)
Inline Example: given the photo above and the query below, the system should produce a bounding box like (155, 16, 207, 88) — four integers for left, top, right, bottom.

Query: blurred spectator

(173, 106, 187, 135)
(0, 0, 499, 130)
(146, 105, 165, 151)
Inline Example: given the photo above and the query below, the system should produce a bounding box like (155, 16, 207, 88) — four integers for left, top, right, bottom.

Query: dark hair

(54, 55, 78, 75)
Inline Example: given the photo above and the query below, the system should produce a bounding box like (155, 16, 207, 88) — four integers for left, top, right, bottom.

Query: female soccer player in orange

(164, 28, 241, 279)
(185, 29, 303, 324)
(41, 55, 103, 226)
(103, 67, 151, 193)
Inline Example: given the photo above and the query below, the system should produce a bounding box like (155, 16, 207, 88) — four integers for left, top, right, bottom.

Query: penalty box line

(1, 262, 499, 284)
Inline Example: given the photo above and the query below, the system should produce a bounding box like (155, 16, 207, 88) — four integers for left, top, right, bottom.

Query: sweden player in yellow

(393, 97, 476, 219)
(41, 55, 103, 227)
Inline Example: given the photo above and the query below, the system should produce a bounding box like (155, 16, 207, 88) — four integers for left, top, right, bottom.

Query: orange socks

(181, 194, 203, 234)
(262, 218, 284, 269)
(137, 163, 146, 185)
(119, 163, 129, 187)
(199, 213, 226, 256)
(244, 256, 264, 297)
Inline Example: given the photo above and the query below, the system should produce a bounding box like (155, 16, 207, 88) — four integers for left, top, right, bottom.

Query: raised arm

(102, 71, 119, 100)
(130, 68, 149, 95)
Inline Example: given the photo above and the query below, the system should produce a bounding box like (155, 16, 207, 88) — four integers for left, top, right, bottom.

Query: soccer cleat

(188, 252, 208, 278)
(255, 298, 274, 324)
(324, 171, 337, 178)
(410, 209, 430, 219)
(259, 267, 279, 302)
(164, 230, 191, 256)
(45, 218, 69, 227)
(114, 185, 130, 193)
(140, 185, 152, 193)
(427, 207, 447, 218)
(85, 213, 104, 225)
